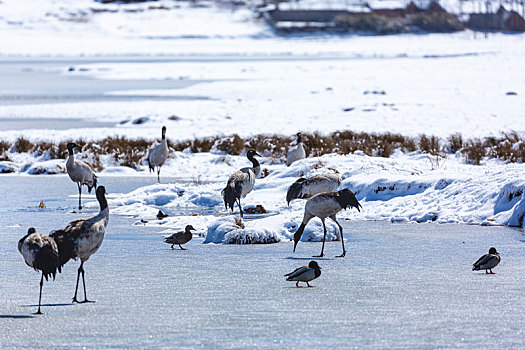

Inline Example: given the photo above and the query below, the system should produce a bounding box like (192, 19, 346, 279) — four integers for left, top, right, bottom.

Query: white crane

(147, 126, 169, 182)
(18, 227, 60, 314)
(286, 132, 306, 166)
(50, 186, 109, 303)
(293, 188, 361, 258)
(66, 142, 97, 210)
(286, 173, 342, 205)
(222, 149, 261, 218)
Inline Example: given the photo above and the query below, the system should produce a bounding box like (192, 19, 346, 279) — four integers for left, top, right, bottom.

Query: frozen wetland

(1, 176, 524, 349)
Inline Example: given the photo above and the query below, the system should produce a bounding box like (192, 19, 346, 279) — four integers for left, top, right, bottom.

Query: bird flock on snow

(18, 126, 502, 314)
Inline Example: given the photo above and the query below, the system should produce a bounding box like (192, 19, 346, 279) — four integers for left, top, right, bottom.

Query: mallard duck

(285, 261, 321, 287)
(165, 225, 195, 250)
(472, 247, 500, 274)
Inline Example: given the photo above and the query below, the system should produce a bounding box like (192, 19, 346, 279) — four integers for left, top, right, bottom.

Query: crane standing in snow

(293, 188, 361, 258)
(286, 173, 342, 205)
(222, 149, 261, 219)
(286, 132, 306, 166)
(66, 142, 97, 210)
(18, 227, 60, 314)
(50, 186, 109, 303)
(147, 126, 169, 182)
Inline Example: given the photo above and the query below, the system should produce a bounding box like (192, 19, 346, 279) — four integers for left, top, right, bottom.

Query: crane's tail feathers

(286, 178, 307, 205)
(293, 223, 306, 252)
(34, 244, 59, 281)
(49, 229, 76, 270)
(337, 189, 362, 212)
(222, 182, 242, 212)
(87, 174, 98, 193)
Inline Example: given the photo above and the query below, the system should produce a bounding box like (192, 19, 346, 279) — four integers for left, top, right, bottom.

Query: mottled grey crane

(293, 188, 361, 258)
(286, 132, 306, 166)
(66, 142, 97, 210)
(222, 149, 261, 218)
(472, 247, 500, 274)
(50, 186, 109, 303)
(18, 227, 60, 314)
(286, 173, 342, 205)
(147, 126, 169, 182)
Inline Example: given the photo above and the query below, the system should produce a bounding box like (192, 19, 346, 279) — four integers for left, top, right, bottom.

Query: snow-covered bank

(77, 151, 525, 244)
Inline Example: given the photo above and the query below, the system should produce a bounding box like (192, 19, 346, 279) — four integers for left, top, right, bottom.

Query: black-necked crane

(293, 188, 361, 258)
(222, 149, 261, 219)
(164, 225, 196, 250)
(286, 173, 342, 205)
(18, 227, 60, 314)
(148, 126, 168, 182)
(285, 260, 321, 288)
(286, 132, 306, 166)
(472, 247, 500, 274)
(50, 186, 109, 303)
(66, 142, 97, 210)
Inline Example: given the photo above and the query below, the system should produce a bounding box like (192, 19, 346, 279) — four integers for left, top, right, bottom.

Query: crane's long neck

(248, 154, 260, 177)
(66, 150, 75, 169)
(297, 134, 302, 144)
(97, 192, 109, 225)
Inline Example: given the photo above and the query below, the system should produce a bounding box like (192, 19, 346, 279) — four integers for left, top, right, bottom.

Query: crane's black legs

(73, 261, 94, 303)
(77, 183, 82, 210)
(179, 244, 186, 250)
(80, 265, 94, 303)
(237, 199, 244, 219)
(72, 262, 82, 303)
(313, 219, 327, 257)
(157, 167, 161, 183)
(331, 215, 346, 258)
(35, 273, 44, 314)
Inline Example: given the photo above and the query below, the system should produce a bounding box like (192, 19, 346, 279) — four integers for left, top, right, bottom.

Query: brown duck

(164, 225, 196, 250)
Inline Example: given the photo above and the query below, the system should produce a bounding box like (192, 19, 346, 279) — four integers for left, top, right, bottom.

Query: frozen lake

(1, 176, 524, 348)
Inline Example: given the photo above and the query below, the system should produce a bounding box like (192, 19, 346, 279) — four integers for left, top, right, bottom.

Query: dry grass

(1, 130, 524, 170)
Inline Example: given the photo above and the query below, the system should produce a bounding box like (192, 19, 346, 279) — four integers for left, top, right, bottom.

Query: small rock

(506, 91, 518, 96)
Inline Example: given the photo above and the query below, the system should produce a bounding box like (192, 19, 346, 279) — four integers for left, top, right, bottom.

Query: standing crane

(222, 149, 261, 218)
(50, 186, 109, 303)
(18, 227, 60, 314)
(293, 188, 361, 258)
(147, 126, 169, 182)
(66, 142, 97, 210)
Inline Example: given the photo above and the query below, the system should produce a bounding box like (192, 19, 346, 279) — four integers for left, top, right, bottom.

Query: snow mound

(26, 160, 66, 175)
(0, 161, 19, 173)
(203, 214, 340, 244)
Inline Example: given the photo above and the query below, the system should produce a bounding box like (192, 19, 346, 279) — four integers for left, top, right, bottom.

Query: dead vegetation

(0, 131, 524, 170)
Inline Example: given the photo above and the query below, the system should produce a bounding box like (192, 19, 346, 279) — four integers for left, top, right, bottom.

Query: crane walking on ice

(293, 188, 361, 258)
(50, 186, 109, 303)
(66, 142, 97, 210)
(222, 149, 261, 219)
(18, 227, 60, 314)
(148, 126, 169, 182)
(286, 132, 306, 166)
(285, 261, 321, 288)
(286, 173, 342, 205)
(472, 247, 500, 274)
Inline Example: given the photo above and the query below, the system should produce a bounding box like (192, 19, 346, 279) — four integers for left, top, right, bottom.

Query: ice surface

(1, 177, 525, 349)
